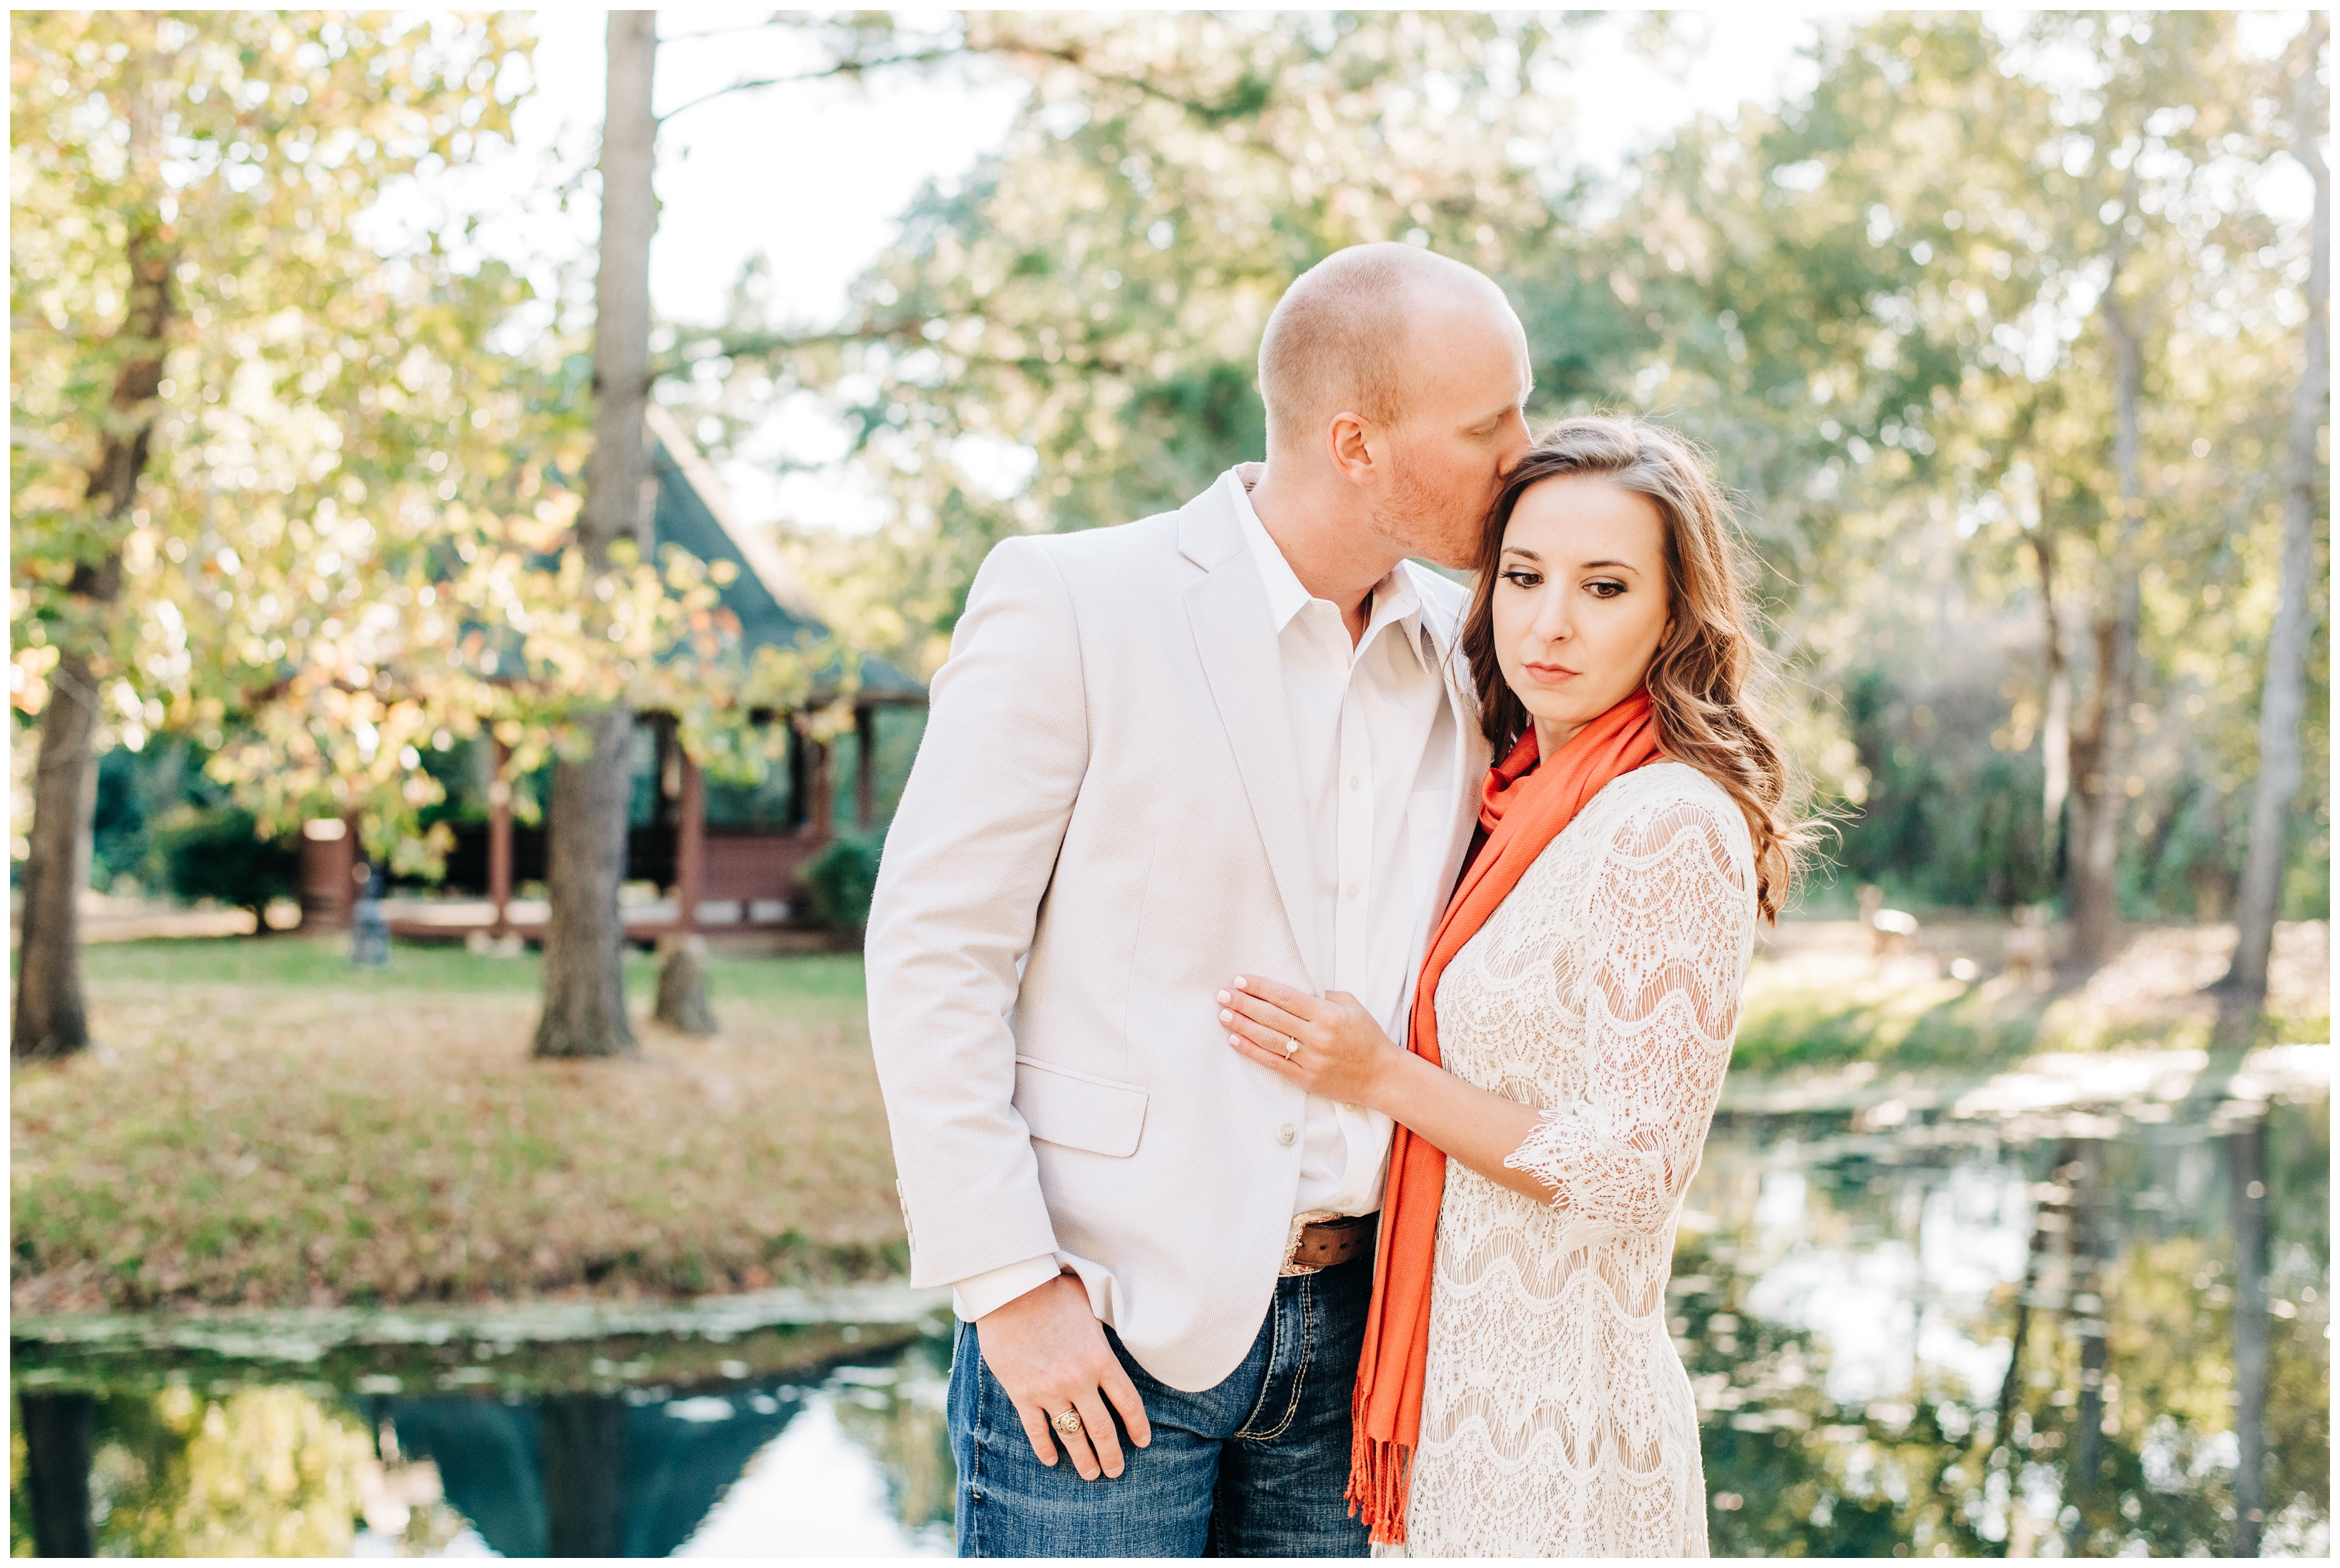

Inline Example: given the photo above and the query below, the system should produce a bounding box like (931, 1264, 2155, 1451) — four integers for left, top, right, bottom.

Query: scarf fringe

(1345, 1388, 1415, 1546)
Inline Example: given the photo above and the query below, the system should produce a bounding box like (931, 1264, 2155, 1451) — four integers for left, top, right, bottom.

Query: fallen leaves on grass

(12, 970, 906, 1313)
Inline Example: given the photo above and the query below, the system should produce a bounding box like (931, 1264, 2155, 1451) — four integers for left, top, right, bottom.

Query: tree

(2222, 17, 2331, 1025)
(151, 804, 300, 932)
(11, 13, 532, 1055)
(2004, 13, 2319, 966)
(699, 11, 1583, 674)
(531, 11, 659, 1060)
(1615, 13, 2320, 954)
(14, 15, 796, 1066)
(667, 10, 2324, 948)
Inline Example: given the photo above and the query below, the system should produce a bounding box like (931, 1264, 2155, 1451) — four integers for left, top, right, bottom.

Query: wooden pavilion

(300, 407, 926, 943)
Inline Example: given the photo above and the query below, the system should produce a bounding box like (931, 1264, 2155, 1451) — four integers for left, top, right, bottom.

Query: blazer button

(1276, 1123, 1296, 1147)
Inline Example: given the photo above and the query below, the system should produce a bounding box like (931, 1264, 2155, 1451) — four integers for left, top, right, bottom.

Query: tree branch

(658, 30, 1272, 127)
(985, 38, 1271, 122)
(657, 15, 786, 46)
(657, 48, 967, 124)
(685, 319, 1148, 383)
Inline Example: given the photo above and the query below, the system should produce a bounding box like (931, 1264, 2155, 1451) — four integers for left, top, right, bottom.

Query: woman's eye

(1500, 569, 1542, 589)
(1586, 579, 1626, 599)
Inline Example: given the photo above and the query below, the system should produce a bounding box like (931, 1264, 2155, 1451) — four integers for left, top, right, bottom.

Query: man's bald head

(1256, 243, 1518, 456)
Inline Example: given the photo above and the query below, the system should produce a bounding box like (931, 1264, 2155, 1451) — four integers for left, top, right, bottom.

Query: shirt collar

(1223, 467, 1425, 652)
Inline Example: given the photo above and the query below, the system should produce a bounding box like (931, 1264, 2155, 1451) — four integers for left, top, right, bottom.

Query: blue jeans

(949, 1255, 1373, 1557)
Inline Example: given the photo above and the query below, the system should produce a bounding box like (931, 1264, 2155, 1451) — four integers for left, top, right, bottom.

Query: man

(867, 243, 1533, 1557)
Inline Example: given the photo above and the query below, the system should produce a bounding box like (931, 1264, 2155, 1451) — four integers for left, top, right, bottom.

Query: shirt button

(1348, 775, 1360, 791)
(1276, 1123, 1296, 1147)
(1344, 884, 1360, 901)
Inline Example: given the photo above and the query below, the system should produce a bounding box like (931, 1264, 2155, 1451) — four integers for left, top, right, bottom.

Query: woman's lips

(1521, 661, 1580, 683)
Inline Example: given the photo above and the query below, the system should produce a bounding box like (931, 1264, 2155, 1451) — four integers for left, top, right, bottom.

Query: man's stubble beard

(1370, 449, 1488, 571)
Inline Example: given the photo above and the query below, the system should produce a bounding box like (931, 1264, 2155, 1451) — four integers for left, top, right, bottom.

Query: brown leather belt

(1282, 1211, 1379, 1276)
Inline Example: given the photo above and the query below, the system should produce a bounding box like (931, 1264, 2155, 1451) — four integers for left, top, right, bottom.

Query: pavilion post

(487, 737, 513, 937)
(809, 735, 836, 846)
(675, 751, 705, 933)
(854, 705, 878, 829)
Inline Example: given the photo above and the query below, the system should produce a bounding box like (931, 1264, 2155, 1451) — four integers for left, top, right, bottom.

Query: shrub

(151, 805, 300, 929)
(801, 832, 883, 934)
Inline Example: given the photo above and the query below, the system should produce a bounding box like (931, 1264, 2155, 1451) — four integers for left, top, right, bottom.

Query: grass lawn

(13, 937, 900, 1315)
(15, 919, 2325, 1315)
(1734, 918, 2331, 1075)
(70, 932, 872, 1003)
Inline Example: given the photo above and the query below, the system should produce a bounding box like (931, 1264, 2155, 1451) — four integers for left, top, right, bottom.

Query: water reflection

(12, 1323, 955, 1559)
(677, 1363, 951, 1558)
(1683, 1089, 2331, 1557)
(11, 1069, 2329, 1557)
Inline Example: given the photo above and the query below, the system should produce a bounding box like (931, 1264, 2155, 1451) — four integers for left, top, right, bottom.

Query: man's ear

(1325, 411, 1379, 488)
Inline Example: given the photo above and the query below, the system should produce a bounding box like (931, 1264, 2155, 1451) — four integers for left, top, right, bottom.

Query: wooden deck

(378, 896, 840, 952)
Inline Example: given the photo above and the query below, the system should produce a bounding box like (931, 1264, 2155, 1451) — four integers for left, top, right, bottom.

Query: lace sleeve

(1500, 790, 1753, 1231)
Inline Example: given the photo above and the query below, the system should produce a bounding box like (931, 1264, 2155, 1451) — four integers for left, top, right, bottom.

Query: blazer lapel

(1180, 485, 1325, 991)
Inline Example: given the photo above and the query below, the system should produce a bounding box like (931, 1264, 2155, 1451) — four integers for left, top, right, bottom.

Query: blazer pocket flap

(1013, 1056, 1148, 1158)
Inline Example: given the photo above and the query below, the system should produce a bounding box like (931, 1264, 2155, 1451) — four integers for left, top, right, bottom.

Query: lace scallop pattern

(1393, 763, 1754, 1559)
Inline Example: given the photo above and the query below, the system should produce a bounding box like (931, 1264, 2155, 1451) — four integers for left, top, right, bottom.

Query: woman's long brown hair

(1458, 415, 1809, 920)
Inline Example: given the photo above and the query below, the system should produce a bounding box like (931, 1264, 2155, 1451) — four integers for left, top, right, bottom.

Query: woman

(1217, 416, 1802, 1556)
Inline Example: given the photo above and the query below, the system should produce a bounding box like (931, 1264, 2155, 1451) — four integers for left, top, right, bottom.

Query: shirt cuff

(951, 1253, 1064, 1323)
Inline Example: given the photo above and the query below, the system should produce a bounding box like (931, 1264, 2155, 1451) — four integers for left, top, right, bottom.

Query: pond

(12, 1048, 2329, 1558)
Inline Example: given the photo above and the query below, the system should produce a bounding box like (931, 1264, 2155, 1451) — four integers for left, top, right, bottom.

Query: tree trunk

(2030, 531, 2072, 881)
(12, 215, 174, 1061)
(2067, 248, 2146, 972)
(17, 1390, 98, 1557)
(2222, 27, 2329, 1021)
(654, 933, 717, 1035)
(534, 710, 640, 1058)
(14, 652, 102, 1059)
(533, 12, 659, 1060)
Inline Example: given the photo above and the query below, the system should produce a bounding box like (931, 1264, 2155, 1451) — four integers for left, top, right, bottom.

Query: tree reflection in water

(1689, 1096, 2330, 1557)
(822, 1341, 956, 1539)
(10, 1384, 381, 1557)
(9, 1095, 2328, 1557)
(10, 1343, 947, 1558)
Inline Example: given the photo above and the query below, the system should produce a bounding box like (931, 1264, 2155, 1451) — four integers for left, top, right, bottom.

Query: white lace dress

(1392, 763, 1756, 1558)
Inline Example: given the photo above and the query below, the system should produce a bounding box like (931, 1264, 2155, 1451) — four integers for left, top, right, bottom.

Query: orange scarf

(1347, 689, 1665, 1545)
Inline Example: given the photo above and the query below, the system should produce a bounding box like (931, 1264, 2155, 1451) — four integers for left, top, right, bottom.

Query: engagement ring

(1281, 1035, 1298, 1059)
(1051, 1408, 1084, 1436)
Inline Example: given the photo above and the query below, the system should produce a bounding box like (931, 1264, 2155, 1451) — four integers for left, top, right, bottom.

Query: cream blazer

(865, 471, 1490, 1392)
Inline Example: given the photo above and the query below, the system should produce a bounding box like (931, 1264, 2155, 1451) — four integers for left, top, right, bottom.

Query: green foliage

(82, 737, 220, 895)
(10, 13, 812, 887)
(11, 11, 2325, 922)
(1831, 666, 2059, 909)
(802, 832, 885, 933)
(149, 806, 298, 920)
(707, 12, 1581, 672)
(691, 11, 2326, 920)
(10, 11, 534, 860)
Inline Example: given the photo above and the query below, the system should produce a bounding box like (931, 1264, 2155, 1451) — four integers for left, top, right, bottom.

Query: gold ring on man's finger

(1051, 1407, 1084, 1436)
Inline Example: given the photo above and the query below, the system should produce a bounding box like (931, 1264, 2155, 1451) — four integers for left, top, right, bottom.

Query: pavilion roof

(646, 404, 924, 705)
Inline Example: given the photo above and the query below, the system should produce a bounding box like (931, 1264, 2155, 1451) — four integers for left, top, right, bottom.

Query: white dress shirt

(950, 469, 1460, 1321)
(1227, 472, 1457, 1217)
